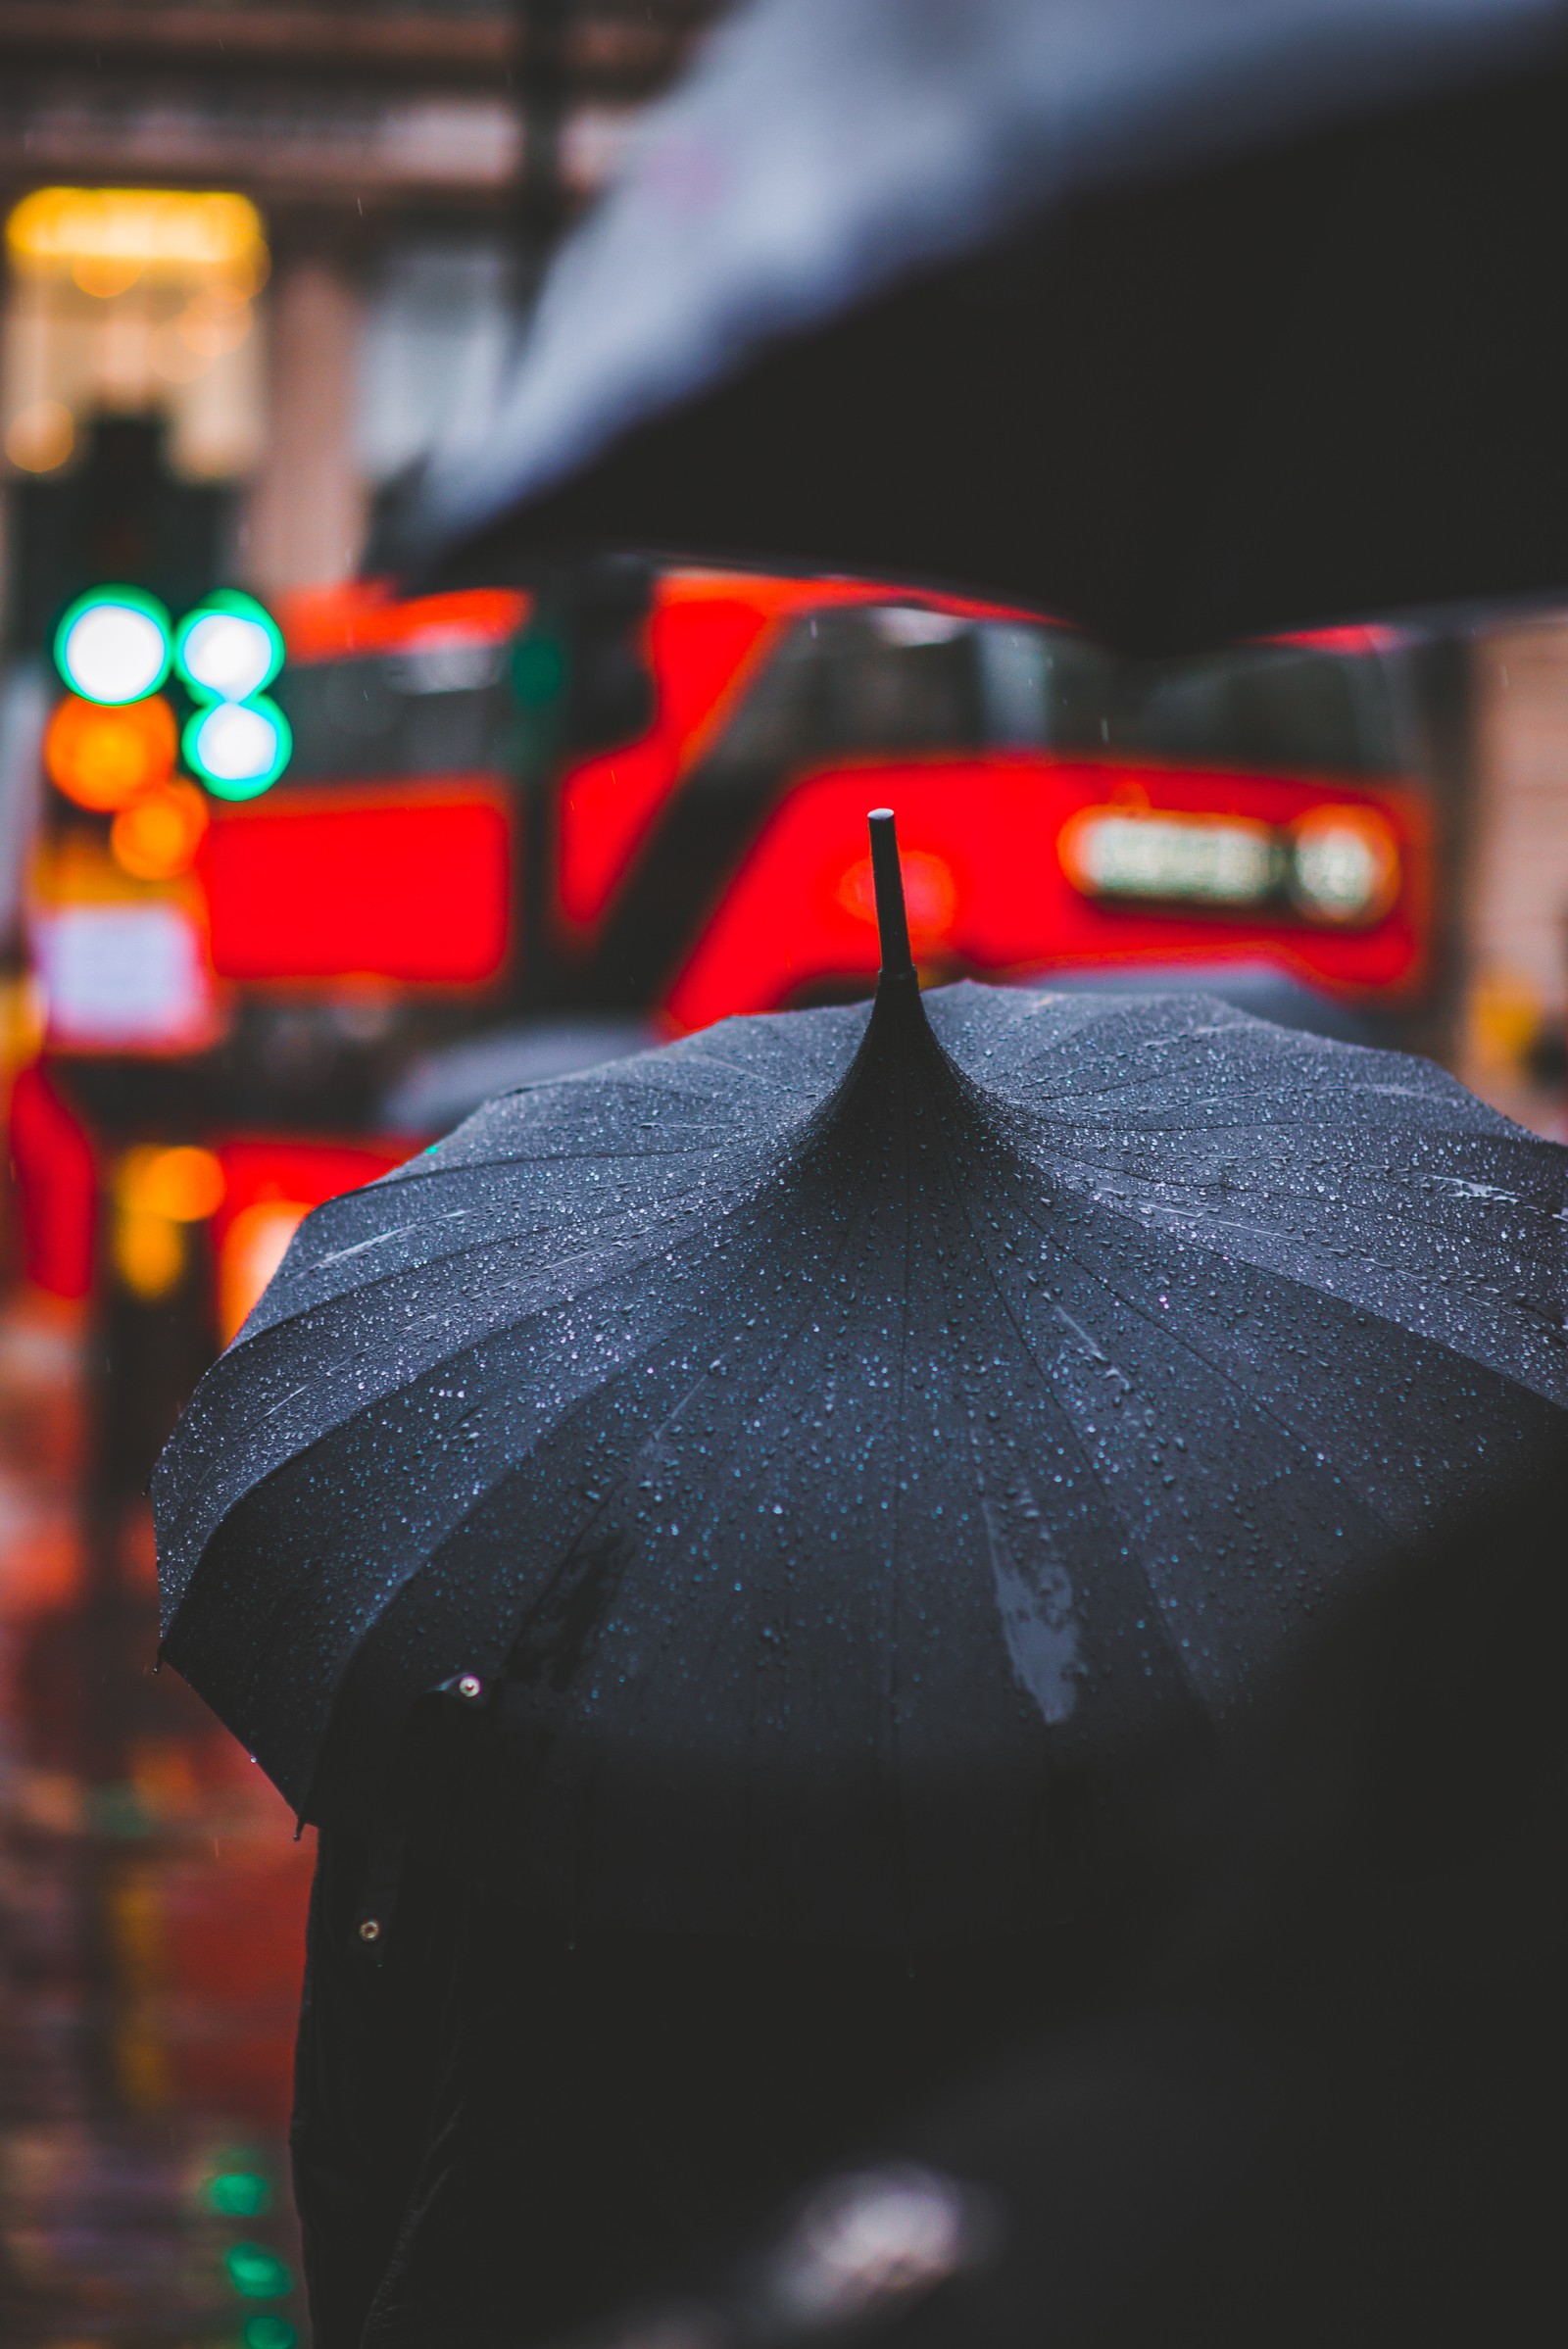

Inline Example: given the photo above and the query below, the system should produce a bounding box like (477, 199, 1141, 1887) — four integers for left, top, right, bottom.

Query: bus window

(704, 605, 989, 774)
(700, 608, 1420, 785)
(272, 638, 513, 784)
(1033, 633, 1418, 779)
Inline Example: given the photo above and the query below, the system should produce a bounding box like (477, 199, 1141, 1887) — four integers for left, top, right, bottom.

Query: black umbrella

(396, 0, 1568, 650)
(155, 813, 1568, 1940)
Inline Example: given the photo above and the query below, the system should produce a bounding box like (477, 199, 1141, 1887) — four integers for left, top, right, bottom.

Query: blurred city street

(0, 1287, 310, 2348)
(0, 6, 1565, 2347)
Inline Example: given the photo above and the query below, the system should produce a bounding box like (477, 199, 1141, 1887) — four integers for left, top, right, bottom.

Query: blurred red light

(213, 1139, 412, 1237)
(198, 785, 513, 984)
(277, 584, 530, 663)
(7, 1060, 96, 1297)
(212, 1139, 413, 1342)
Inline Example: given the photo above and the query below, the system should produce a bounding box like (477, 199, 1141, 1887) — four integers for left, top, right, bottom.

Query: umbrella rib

(998, 1138, 1560, 1354)
(995, 1177, 1406, 1541)
(1020, 1156, 1458, 1286)
(608, 1175, 887, 1700)
(920, 1117, 1208, 1700)
(387, 1134, 752, 1180)
(288, 1211, 867, 1835)
(885, 1007, 919, 1943)
(922, 1080, 1414, 1696)
(165, 1217, 764, 1583)
(340, 1150, 887, 1752)
(1062, 1181, 1568, 1376)
(190, 1117, 856, 1592)
(250, 1126, 801, 1330)
(530, 1172, 893, 1889)
(1003, 1016, 1361, 1102)
(227, 1181, 762, 1353)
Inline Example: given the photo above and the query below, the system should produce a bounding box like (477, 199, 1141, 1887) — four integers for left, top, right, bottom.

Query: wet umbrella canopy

(155, 816, 1568, 1940)
(397, 0, 1568, 650)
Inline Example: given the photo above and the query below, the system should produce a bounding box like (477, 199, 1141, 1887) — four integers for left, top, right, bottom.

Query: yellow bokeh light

(119, 1144, 226, 1224)
(219, 1199, 308, 1345)
(7, 188, 270, 292)
(74, 254, 144, 300)
(5, 398, 74, 473)
(113, 1207, 186, 1301)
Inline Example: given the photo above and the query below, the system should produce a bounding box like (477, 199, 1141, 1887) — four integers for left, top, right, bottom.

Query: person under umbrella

(535, 1444, 1568, 2349)
(156, 816, 1568, 2344)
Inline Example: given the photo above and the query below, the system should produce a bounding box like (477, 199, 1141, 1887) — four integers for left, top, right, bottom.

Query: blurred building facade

(1459, 621, 1568, 1134)
(0, 0, 723, 621)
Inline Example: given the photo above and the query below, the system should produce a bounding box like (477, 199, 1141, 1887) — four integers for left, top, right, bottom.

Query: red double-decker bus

(14, 566, 1442, 1371)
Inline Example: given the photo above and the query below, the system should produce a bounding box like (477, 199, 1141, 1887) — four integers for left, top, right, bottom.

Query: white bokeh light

(190, 699, 283, 790)
(59, 601, 170, 705)
(180, 609, 275, 701)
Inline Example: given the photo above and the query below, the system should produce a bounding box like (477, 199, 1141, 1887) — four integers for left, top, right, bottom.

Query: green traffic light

(205, 2169, 272, 2218)
(176, 590, 285, 704)
(184, 694, 293, 799)
(54, 587, 172, 706)
(242, 2318, 299, 2349)
(224, 2242, 295, 2299)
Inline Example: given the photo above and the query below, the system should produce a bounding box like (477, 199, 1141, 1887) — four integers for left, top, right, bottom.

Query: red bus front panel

(665, 756, 1429, 1032)
(199, 783, 514, 987)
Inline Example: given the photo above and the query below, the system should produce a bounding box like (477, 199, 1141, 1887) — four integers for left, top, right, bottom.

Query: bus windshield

(705, 606, 1420, 781)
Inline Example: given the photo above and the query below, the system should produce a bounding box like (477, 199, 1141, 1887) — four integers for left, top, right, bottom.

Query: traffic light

(110, 779, 209, 880)
(42, 581, 291, 877)
(45, 689, 178, 811)
(175, 589, 292, 800)
(55, 585, 172, 703)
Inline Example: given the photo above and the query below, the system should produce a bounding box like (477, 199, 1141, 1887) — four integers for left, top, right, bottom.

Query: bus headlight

(1287, 807, 1399, 924)
(1058, 808, 1278, 906)
(1058, 801, 1400, 928)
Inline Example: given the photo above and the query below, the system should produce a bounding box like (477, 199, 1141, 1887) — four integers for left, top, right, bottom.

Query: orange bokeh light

(218, 1199, 308, 1346)
(111, 776, 210, 878)
(837, 845, 958, 949)
(46, 692, 177, 811)
(120, 1143, 226, 1223)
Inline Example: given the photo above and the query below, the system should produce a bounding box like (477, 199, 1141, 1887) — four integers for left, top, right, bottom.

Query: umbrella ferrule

(868, 807, 915, 982)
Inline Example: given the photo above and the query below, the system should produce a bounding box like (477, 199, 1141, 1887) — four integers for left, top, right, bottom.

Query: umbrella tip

(867, 808, 914, 983)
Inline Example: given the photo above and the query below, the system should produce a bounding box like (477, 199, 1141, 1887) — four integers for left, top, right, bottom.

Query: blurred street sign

(33, 900, 213, 1051)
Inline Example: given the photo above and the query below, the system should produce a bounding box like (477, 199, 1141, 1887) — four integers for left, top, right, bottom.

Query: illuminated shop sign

(32, 901, 214, 1051)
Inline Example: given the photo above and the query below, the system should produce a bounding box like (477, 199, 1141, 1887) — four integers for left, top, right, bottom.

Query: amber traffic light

(109, 776, 210, 878)
(45, 691, 178, 811)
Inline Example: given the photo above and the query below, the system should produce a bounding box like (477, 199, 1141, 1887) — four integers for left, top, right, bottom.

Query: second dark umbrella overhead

(399, 0, 1568, 648)
(154, 816, 1568, 1940)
